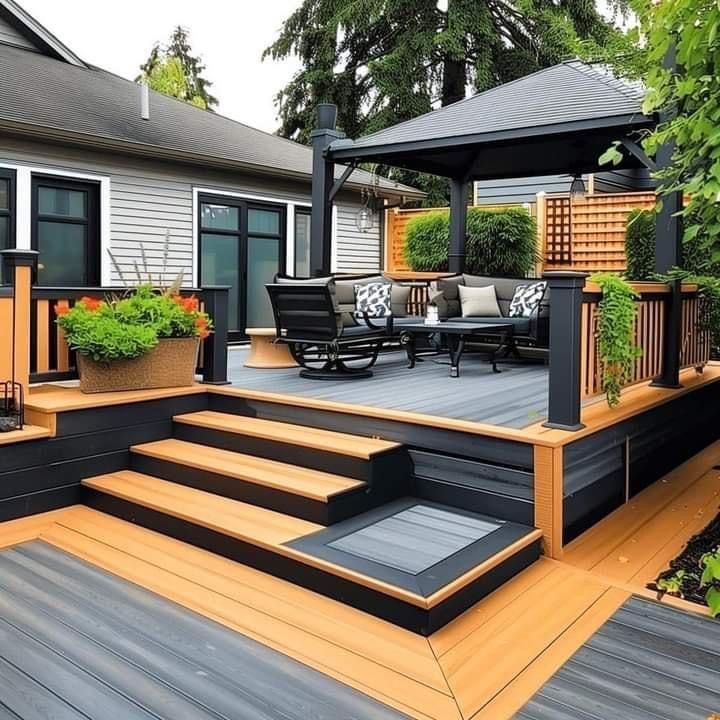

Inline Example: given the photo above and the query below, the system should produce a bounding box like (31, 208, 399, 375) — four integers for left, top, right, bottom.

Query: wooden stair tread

(82, 472, 542, 610)
(174, 411, 401, 459)
(82, 471, 320, 547)
(131, 438, 366, 501)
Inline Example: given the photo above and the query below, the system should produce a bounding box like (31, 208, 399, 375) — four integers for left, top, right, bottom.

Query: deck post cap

(1, 248, 39, 268)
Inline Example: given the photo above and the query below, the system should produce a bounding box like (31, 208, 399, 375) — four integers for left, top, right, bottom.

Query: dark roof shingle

(340, 61, 648, 152)
(0, 43, 420, 196)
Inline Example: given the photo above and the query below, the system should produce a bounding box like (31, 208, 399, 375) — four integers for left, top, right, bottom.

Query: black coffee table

(399, 321, 514, 378)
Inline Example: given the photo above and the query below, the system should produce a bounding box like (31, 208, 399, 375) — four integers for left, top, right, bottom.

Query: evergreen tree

(265, 0, 632, 204)
(137, 27, 217, 111)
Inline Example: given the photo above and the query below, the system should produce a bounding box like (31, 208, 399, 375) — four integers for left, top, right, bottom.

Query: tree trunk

(441, 0, 466, 106)
(442, 56, 466, 106)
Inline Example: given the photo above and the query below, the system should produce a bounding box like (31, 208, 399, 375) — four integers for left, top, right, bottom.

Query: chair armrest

(359, 312, 393, 335)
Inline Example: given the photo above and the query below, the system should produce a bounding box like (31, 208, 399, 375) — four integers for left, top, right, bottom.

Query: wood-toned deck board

(174, 410, 402, 458)
(131, 438, 366, 499)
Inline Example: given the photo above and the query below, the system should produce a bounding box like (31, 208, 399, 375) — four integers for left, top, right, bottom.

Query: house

(0, 0, 422, 338)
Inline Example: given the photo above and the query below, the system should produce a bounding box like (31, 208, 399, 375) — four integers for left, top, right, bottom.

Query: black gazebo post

(652, 44, 683, 389)
(448, 178, 469, 274)
(310, 104, 343, 277)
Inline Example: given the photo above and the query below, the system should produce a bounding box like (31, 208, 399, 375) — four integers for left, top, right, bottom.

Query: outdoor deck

(0, 436, 718, 720)
(229, 347, 550, 428)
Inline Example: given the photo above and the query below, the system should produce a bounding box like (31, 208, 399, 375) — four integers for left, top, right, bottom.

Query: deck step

(81, 471, 543, 634)
(130, 438, 371, 524)
(172, 411, 413, 486)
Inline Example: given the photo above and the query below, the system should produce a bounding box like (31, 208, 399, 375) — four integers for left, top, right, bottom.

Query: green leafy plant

(625, 209, 657, 281)
(700, 548, 720, 618)
(55, 286, 212, 364)
(656, 569, 694, 598)
(404, 208, 538, 276)
(590, 272, 642, 407)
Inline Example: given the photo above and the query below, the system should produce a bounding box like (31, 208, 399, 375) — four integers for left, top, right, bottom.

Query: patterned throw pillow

(354, 282, 392, 318)
(509, 281, 547, 318)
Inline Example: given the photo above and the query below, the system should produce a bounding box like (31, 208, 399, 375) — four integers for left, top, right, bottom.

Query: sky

(19, 0, 302, 133)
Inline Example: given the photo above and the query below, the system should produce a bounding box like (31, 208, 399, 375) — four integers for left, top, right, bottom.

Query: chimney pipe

(140, 82, 150, 121)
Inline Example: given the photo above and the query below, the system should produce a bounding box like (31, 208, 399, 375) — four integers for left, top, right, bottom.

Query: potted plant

(55, 285, 212, 393)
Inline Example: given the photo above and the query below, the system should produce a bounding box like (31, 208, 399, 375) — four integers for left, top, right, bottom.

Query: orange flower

(54, 303, 69, 317)
(198, 328, 210, 340)
(80, 296, 103, 312)
(183, 295, 199, 312)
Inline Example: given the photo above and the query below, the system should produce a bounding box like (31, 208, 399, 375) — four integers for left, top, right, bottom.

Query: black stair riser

(175, 423, 364, 482)
(414, 476, 534, 525)
(173, 422, 414, 490)
(129, 453, 373, 525)
(82, 487, 542, 635)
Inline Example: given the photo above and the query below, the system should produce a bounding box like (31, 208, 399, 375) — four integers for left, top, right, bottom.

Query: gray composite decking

(516, 596, 720, 720)
(229, 348, 549, 428)
(0, 541, 407, 720)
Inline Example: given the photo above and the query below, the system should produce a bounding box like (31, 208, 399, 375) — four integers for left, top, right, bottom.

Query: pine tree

(264, 0, 634, 204)
(137, 27, 217, 111)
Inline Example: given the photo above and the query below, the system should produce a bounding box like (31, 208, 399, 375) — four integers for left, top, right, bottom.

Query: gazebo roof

(328, 61, 654, 181)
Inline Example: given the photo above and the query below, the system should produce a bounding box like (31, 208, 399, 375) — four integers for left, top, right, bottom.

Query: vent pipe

(140, 82, 150, 121)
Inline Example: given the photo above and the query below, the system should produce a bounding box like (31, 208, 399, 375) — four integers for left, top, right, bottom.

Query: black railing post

(543, 271, 588, 431)
(651, 278, 683, 389)
(200, 285, 230, 385)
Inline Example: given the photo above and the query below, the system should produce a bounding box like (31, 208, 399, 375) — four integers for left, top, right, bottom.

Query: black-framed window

(294, 208, 311, 277)
(0, 168, 15, 252)
(31, 174, 100, 287)
(198, 194, 286, 337)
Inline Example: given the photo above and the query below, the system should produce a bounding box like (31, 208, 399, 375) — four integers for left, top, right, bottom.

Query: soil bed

(649, 509, 720, 606)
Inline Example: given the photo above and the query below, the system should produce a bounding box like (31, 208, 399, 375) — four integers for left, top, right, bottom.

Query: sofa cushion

(459, 284, 501, 318)
(509, 281, 547, 318)
(390, 285, 411, 318)
(354, 282, 392, 318)
(436, 274, 464, 301)
(451, 315, 532, 334)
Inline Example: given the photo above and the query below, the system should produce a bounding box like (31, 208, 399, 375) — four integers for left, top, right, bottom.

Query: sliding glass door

(199, 195, 285, 339)
(0, 169, 15, 252)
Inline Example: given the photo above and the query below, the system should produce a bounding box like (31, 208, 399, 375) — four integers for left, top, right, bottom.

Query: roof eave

(0, 0, 86, 67)
(0, 119, 425, 199)
(329, 113, 655, 163)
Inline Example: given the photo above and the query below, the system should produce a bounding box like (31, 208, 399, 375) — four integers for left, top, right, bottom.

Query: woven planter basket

(77, 337, 199, 394)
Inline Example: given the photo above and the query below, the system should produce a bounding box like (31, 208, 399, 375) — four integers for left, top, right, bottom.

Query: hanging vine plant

(590, 273, 642, 408)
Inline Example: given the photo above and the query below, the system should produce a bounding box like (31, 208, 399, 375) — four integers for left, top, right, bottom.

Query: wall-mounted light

(570, 174, 586, 201)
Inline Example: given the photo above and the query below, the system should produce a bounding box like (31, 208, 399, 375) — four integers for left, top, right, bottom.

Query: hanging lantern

(569, 174, 586, 201)
(355, 188, 375, 233)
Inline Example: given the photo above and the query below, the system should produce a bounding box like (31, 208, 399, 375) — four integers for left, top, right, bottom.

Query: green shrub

(625, 208, 720, 279)
(625, 209, 656, 280)
(404, 207, 538, 276)
(56, 285, 212, 364)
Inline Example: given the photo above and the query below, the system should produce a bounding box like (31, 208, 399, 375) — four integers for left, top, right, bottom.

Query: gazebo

(309, 60, 684, 430)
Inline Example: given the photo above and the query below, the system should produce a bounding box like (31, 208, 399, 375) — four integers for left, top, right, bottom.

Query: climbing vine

(590, 273, 642, 407)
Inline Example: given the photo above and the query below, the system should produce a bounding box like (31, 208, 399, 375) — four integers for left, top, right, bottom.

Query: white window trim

(192, 187, 311, 286)
(0, 161, 111, 284)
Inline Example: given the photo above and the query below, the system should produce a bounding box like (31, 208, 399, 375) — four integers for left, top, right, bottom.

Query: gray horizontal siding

(335, 203, 382, 273)
(475, 170, 654, 205)
(0, 16, 35, 51)
(0, 137, 383, 285)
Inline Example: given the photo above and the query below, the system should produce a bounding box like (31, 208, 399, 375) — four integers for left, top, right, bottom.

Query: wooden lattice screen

(542, 191, 657, 273)
(544, 197, 572, 266)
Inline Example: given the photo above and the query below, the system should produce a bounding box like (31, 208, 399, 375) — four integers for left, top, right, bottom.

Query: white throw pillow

(509, 281, 547, 318)
(458, 284, 501, 318)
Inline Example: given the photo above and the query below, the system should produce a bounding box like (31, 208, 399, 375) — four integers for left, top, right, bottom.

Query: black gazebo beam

(448, 178, 469, 274)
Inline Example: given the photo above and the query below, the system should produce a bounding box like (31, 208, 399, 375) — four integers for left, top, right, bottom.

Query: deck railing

(544, 272, 711, 430)
(27, 286, 229, 385)
(0, 250, 229, 394)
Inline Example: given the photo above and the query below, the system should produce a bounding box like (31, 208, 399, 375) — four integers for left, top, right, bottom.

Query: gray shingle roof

(0, 43, 421, 197)
(339, 61, 648, 153)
